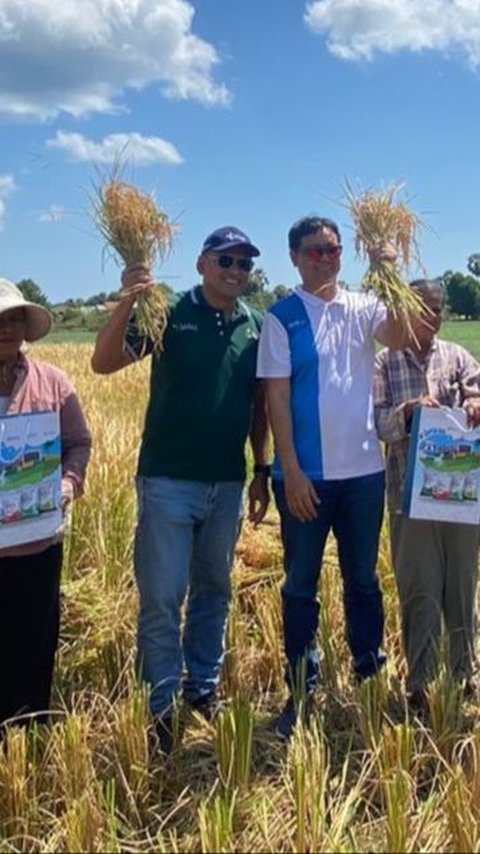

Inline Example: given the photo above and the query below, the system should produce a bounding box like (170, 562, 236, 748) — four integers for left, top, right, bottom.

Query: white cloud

(47, 131, 184, 166)
(305, 0, 480, 65)
(38, 205, 67, 224)
(0, 175, 16, 230)
(0, 0, 230, 120)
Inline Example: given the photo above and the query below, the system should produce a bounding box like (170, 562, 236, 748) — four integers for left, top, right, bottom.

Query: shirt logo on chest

(171, 323, 198, 332)
(287, 319, 307, 330)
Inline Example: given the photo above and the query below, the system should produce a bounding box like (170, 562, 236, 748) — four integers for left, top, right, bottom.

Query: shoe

(275, 695, 313, 741)
(154, 714, 174, 755)
(188, 692, 224, 723)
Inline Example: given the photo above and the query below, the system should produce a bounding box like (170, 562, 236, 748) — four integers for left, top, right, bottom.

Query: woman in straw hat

(0, 278, 91, 728)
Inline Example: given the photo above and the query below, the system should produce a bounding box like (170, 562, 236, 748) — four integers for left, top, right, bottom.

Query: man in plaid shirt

(374, 278, 480, 711)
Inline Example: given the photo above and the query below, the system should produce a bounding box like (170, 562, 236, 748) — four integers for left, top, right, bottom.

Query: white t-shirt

(257, 286, 387, 481)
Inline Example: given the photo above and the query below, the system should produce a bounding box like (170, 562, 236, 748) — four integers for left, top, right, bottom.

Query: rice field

(1, 341, 480, 853)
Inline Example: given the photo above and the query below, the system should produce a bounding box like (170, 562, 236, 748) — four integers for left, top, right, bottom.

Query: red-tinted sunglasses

(302, 245, 342, 261)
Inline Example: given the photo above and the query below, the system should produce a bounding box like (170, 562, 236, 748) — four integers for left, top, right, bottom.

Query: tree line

(15, 253, 480, 323)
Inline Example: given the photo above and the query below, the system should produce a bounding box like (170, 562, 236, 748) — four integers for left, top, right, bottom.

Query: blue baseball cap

(201, 226, 260, 257)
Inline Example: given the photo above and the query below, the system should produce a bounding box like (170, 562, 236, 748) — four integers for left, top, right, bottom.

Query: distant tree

(17, 278, 51, 310)
(85, 311, 109, 332)
(102, 282, 173, 304)
(272, 284, 291, 301)
(64, 298, 84, 307)
(467, 253, 480, 278)
(245, 267, 269, 297)
(60, 307, 85, 326)
(85, 291, 107, 306)
(157, 281, 174, 297)
(441, 271, 480, 320)
(244, 267, 276, 311)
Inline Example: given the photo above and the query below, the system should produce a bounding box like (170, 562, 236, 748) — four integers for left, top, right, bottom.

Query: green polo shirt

(126, 286, 263, 482)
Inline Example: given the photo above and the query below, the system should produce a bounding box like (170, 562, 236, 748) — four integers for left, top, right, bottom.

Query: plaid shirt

(374, 338, 480, 513)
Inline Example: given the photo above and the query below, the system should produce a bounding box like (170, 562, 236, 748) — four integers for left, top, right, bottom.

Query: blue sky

(1, 0, 480, 303)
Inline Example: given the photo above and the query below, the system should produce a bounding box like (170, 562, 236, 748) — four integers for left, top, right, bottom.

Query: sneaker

(188, 692, 224, 723)
(154, 714, 174, 755)
(275, 695, 313, 741)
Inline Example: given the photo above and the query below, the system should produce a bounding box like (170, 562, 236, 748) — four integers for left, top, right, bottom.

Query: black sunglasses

(211, 254, 254, 272)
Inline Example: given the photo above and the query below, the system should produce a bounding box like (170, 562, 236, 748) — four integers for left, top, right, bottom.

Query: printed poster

(0, 410, 62, 548)
(403, 406, 480, 525)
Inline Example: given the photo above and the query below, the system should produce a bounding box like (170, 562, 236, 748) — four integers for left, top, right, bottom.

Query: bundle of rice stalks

(344, 181, 427, 333)
(93, 177, 174, 352)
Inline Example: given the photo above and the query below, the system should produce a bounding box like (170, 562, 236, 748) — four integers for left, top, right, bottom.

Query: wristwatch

(253, 463, 271, 476)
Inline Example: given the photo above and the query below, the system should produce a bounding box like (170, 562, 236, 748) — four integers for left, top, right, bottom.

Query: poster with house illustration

(0, 410, 62, 548)
(404, 406, 480, 525)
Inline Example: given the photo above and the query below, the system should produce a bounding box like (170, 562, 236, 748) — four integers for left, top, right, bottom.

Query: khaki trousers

(390, 514, 480, 693)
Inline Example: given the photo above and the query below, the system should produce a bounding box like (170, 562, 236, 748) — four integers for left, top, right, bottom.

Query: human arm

(364, 243, 413, 351)
(266, 377, 320, 522)
(374, 310, 412, 351)
(60, 390, 92, 505)
(373, 351, 439, 442)
(247, 380, 271, 525)
(91, 265, 153, 374)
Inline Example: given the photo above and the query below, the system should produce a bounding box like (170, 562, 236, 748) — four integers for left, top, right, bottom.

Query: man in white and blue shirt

(257, 215, 410, 739)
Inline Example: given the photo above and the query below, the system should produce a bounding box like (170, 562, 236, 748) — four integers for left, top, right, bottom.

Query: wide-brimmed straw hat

(0, 278, 53, 342)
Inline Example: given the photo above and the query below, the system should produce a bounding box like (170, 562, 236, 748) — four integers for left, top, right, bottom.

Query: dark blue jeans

(273, 471, 386, 694)
(134, 477, 244, 715)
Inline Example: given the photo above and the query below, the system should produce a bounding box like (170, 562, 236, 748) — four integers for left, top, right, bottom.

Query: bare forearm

(91, 296, 135, 374)
(375, 310, 411, 350)
(60, 393, 92, 497)
(249, 382, 271, 464)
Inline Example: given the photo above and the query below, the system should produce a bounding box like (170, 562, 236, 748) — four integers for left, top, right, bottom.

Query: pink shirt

(0, 354, 92, 557)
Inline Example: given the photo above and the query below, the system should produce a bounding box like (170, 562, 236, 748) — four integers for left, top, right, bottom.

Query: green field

(44, 328, 96, 344)
(440, 319, 480, 359)
(44, 318, 480, 356)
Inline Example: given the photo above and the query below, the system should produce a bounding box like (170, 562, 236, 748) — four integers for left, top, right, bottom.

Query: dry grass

(92, 175, 174, 352)
(0, 342, 479, 852)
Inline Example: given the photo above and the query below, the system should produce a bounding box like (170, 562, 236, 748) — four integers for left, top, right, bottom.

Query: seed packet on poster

(0, 410, 62, 548)
(403, 406, 480, 525)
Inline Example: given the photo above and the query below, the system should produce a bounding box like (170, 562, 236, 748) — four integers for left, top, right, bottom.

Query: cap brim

(212, 241, 260, 257)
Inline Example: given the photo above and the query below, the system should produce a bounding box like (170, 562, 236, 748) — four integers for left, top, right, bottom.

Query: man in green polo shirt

(92, 227, 270, 753)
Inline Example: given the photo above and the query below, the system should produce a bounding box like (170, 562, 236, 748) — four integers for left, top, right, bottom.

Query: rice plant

(91, 171, 174, 352)
(343, 181, 428, 338)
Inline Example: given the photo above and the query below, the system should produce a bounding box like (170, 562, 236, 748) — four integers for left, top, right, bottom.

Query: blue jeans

(134, 476, 244, 715)
(273, 471, 386, 693)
